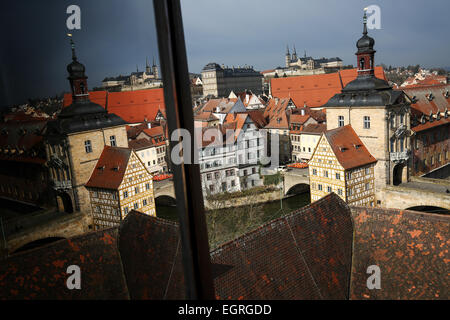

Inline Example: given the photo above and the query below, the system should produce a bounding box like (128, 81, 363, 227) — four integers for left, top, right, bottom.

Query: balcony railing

(390, 149, 410, 162)
(394, 124, 407, 138)
(53, 180, 72, 190)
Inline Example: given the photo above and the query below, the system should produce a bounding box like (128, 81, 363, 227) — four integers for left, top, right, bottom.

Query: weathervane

(67, 33, 77, 61)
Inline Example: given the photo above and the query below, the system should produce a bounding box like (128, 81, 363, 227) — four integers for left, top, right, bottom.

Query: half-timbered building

(85, 146, 155, 229)
(309, 125, 377, 207)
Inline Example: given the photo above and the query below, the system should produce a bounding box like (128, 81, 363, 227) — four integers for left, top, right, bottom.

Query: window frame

(84, 140, 92, 153)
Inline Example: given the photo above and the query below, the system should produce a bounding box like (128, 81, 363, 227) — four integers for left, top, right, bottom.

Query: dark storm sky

(1, 0, 449, 107)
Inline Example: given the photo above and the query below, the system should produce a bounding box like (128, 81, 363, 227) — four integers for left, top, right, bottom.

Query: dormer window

(427, 93, 434, 101)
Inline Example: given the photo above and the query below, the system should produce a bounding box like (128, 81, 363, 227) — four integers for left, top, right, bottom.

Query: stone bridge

(282, 168, 310, 195)
(281, 167, 449, 212)
(380, 176, 450, 212)
(153, 179, 176, 204)
(4, 212, 92, 256)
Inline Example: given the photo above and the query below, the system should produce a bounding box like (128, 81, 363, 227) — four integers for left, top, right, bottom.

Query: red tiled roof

(323, 125, 377, 170)
(211, 193, 353, 299)
(85, 146, 132, 190)
(63, 89, 166, 124)
(271, 67, 386, 107)
(263, 98, 292, 120)
(265, 109, 289, 129)
(411, 116, 450, 133)
(302, 123, 327, 134)
(244, 110, 267, 128)
(403, 84, 450, 115)
(1, 195, 448, 299)
(199, 98, 239, 114)
(142, 125, 164, 139)
(126, 123, 147, 139)
(351, 207, 449, 300)
(194, 112, 219, 121)
(290, 114, 310, 125)
(107, 89, 165, 123)
(128, 138, 157, 150)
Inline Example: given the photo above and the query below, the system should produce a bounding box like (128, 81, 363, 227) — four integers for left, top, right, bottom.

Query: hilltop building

(102, 57, 161, 91)
(285, 46, 343, 71)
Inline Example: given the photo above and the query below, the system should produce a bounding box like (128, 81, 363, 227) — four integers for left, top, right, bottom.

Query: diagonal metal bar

(152, 0, 215, 300)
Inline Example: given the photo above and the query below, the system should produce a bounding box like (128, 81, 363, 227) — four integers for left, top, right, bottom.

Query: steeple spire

(363, 9, 368, 35)
(356, 8, 376, 76)
(146, 57, 151, 74)
(67, 34, 77, 61)
(286, 45, 290, 55)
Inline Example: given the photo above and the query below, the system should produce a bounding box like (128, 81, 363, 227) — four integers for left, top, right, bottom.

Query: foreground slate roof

(350, 206, 449, 300)
(0, 193, 448, 300)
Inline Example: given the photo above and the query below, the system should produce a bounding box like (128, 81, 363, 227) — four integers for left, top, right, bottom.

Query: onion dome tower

(46, 35, 126, 137)
(356, 11, 376, 76)
(324, 10, 399, 106)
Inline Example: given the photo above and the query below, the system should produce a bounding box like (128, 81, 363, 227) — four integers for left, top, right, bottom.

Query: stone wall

(379, 185, 450, 210)
(6, 212, 93, 255)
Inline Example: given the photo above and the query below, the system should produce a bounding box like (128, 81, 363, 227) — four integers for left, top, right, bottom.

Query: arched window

(360, 58, 365, 70)
(80, 82, 85, 94)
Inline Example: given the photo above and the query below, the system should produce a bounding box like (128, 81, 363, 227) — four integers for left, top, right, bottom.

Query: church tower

(285, 45, 291, 68)
(146, 57, 151, 74)
(323, 10, 412, 201)
(67, 37, 89, 103)
(356, 11, 375, 76)
(152, 57, 159, 78)
(292, 45, 297, 62)
(45, 35, 128, 215)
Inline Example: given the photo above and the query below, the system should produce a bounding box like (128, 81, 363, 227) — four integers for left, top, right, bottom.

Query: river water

(156, 192, 311, 222)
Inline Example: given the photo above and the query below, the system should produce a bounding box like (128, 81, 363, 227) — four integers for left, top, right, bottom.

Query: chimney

(301, 109, 305, 116)
(148, 122, 152, 129)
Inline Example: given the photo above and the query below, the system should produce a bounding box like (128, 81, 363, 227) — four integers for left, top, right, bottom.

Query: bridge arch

(155, 195, 177, 206)
(56, 192, 73, 213)
(392, 163, 406, 186)
(405, 206, 449, 215)
(286, 183, 310, 196)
